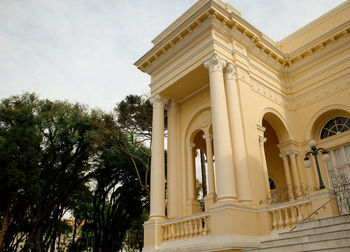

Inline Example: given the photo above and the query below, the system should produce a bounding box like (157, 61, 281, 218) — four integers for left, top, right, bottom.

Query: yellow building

(135, 0, 350, 251)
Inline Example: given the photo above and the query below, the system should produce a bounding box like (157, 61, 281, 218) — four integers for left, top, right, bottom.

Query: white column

(279, 153, 294, 200)
(224, 62, 251, 202)
(203, 133, 215, 196)
(258, 135, 271, 196)
(204, 54, 237, 203)
(167, 100, 179, 219)
(186, 142, 200, 213)
(149, 94, 168, 220)
(288, 151, 301, 198)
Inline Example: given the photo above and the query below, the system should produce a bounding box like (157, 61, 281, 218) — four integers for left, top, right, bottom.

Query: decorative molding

(223, 62, 235, 79)
(204, 53, 226, 73)
(203, 132, 213, 141)
(136, 2, 350, 72)
(258, 136, 267, 145)
(149, 94, 169, 109)
(199, 110, 211, 127)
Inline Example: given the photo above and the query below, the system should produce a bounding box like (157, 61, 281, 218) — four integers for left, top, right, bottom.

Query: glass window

(320, 117, 350, 139)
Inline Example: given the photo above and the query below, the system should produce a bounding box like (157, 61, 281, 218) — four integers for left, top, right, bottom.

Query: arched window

(320, 116, 350, 139)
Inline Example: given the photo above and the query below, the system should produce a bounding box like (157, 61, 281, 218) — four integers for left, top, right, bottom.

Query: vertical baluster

(278, 209, 283, 230)
(297, 205, 303, 223)
(198, 218, 204, 236)
(203, 216, 209, 235)
(168, 224, 173, 240)
(207, 216, 211, 233)
(193, 218, 198, 236)
(180, 222, 185, 239)
(284, 208, 290, 228)
(175, 222, 180, 240)
(184, 220, 189, 238)
(290, 207, 297, 226)
(171, 223, 176, 240)
(271, 211, 278, 231)
(186, 220, 193, 238)
(163, 225, 168, 241)
(301, 203, 307, 219)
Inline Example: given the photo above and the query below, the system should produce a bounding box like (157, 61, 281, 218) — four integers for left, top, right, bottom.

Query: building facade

(135, 0, 350, 251)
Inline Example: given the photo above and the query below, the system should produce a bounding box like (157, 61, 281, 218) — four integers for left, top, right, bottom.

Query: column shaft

(204, 54, 237, 202)
(186, 143, 200, 214)
(259, 135, 271, 197)
(288, 151, 301, 197)
(167, 100, 179, 219)
(224, 62, 251, 202)
(280, 153, 294, 200)
(149, 94, 167, 220)
(203, 133, 215, 196)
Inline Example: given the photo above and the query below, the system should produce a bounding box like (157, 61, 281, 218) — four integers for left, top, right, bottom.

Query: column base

(204, 193, 217, 210)
(143, 217, 166, 249)
(187, 200, 201, 214)
(215, 196, 238, 206)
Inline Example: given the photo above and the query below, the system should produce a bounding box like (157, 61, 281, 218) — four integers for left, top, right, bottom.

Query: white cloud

(0, 0, 346, 111)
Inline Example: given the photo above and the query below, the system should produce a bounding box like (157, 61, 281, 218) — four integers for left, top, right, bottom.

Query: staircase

(245, 214, 350, 252)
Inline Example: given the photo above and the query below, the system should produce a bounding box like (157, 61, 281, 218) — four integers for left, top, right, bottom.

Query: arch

(305, 104, 350, 140)
(184, 105, 211, 139)
(259, 107, 291, 142)
(184, 106, 212, 145)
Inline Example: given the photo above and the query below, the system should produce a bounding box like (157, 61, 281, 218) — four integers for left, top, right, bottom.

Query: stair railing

(289, 196, 336, 232)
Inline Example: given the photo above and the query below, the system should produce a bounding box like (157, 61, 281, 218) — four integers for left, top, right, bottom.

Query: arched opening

(184, 108, 215, 214)
(309, 109, 350, 214)
(263, 119, 288, 202)
(192, 131, 207, 211)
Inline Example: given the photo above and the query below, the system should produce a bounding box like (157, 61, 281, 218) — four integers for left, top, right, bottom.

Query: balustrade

(269, 201, 311, 231)
(162, 213, 211, 242)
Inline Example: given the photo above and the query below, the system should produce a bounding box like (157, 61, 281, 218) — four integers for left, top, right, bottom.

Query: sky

(0, 0, 345, 112)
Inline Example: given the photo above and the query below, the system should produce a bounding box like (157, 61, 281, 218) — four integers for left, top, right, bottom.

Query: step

(293, 214, 350, 231)
(306, 246, 350, 252)
(261, 229, 350, 248)
(246, 246, 350, 252)
(279, 222, 350, 239)
(256, 237, 350, 252)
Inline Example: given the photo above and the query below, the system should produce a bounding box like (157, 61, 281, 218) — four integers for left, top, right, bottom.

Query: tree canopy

(0, 93, 152, 252)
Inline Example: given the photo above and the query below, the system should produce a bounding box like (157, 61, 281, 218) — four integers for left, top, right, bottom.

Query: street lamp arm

(317, 147, 328, 153)
(304, 151, 314, 159)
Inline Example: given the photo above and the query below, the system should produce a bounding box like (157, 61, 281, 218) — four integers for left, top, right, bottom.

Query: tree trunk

(0, 199, 11, 252)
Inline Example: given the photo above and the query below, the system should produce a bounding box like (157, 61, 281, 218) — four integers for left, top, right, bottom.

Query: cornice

(135, 0, 349, 74)
(279, 0, 350, 45)
(284, 22, 350, 66)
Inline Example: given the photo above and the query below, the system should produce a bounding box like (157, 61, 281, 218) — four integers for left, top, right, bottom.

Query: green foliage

(0, 93, 151, 252)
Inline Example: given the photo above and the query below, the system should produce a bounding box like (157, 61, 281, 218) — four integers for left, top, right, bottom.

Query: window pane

(333, 148, 344, 166)
(344, 145, 350, 163)
(320, 117, 350, 139)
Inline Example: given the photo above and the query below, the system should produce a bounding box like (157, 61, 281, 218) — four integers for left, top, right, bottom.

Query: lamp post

(304, 140, 330, 190)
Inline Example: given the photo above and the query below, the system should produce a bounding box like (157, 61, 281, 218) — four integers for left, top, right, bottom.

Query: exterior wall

(136, 0, 350, 251)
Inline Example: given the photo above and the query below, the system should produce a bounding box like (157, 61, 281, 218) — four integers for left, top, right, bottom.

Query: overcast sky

(0, 0, 345, 112)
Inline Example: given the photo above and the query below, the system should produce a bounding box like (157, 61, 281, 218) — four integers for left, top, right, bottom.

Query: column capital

(287, 150, 299, 158)
(203, 133, 213, 141)
(167, 99, 178, 113)
(204, 53, 226, 73)
(259, 135, 267, 145)
(150, 94, 169, 109)
(187, 142, 195, 150)
(223, 62, 236, 80)
(279, 153, 288, 160)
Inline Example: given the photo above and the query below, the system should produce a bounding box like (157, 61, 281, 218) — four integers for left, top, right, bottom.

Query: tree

(72, 112, 149, 252)
(114, 94, 156, 196)
(0, 93, 153, 252)
(0, 94, 101, 252)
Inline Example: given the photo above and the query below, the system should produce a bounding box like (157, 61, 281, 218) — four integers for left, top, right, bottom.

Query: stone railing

(162, 212, 211, 241)
(268, 200, 311, 231)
